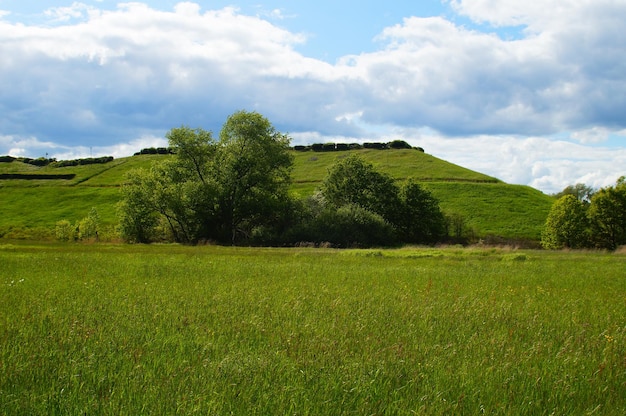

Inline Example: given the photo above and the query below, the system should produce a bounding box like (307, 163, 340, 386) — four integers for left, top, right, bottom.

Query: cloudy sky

(1, 0, 625, 194)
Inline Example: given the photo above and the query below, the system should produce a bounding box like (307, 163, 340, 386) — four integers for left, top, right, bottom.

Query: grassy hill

(0, 150, 554, 242)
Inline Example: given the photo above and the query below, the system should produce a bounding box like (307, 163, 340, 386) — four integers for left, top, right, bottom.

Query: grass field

(0, 150, 554, 241)
(1, 243, 624, 414)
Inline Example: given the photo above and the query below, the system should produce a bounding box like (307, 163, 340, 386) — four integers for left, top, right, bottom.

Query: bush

(363, 142, 387, 150)
(313, 204, 397, 247)
(51, 156, 113, 168)
(387, 140, 412, 149)
(0, 155, 16, 163)
(55, 220, 75, 242)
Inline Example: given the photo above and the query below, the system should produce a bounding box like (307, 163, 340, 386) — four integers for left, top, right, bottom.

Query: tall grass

(1, 244, 624, 414)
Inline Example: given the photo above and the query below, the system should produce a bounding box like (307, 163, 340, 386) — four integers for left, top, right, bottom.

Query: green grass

(0, 150, 553, 241)
(1, 243, 625, 414)
(290, 149, 498, 193)
(425, 182, 555, 240)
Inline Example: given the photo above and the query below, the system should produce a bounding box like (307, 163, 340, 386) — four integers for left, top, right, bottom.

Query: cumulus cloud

(0, 1, 625, 194)
(396, 133, 626, 194)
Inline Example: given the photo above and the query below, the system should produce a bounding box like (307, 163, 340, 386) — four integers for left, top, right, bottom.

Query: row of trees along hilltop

(542, 178, 626, 250)
(118, 110, 446, 246)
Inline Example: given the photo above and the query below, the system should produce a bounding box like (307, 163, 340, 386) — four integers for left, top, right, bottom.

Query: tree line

(542, 179, 626, 250)
(117, 110, 447, 247)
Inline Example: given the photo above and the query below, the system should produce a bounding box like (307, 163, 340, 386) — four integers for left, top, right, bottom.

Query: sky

(1, 0, 625, 194)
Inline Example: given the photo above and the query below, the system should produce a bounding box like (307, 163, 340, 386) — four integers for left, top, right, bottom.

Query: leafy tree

(588, 176, 626, 250)
(320, 154, 400, 223)
(55, 220, 75, 242)
(313, 203, 397, 247)
(213, 110, 293, 243)
(318, 155, 446, 245)
(78, 207, 100, 240)
(117, 111, 293, 244)
(117, 168, 162, 243)
(396, 180, 446, 244)
(554, 183, 595, 204)
(541, 194, 589, 249)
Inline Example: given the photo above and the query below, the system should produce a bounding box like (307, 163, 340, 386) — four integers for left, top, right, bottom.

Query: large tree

(320, 154, 400, 223)
(396, 180, 446, 244)
(213, 110, 293, 243)
(318, 155, 446, 245)
(117, 111, 293, 244)
(588, 176, 626, 250)
(541, 194, 589, 249)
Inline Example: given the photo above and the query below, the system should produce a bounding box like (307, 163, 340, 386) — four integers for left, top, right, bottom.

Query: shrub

(78, 207, 100, 241)
(388, 140, 412, 149)
(314, 204, 397, 247)
(363, 142, 387, 150)
(55, 220, 75, 242)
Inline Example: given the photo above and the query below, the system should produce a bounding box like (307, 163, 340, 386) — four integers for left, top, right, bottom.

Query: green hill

(0, 150, 554, 242)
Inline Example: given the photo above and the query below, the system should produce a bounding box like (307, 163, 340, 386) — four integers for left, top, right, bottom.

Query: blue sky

(1, 0, 625, 193)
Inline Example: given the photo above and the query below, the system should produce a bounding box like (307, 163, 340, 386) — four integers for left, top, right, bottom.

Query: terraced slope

(0, 150, 553, 241)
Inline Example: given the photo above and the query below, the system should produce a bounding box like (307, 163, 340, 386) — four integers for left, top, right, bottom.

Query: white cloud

(570, 127, 611, 144)
(44, 2, 93, 23)
(0, 133, 167, 160)
(398, 133, 626, 194)
(0, 1, 625, 195)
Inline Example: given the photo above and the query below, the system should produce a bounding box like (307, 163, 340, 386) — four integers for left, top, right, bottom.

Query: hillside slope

(0, 150, 553, 241)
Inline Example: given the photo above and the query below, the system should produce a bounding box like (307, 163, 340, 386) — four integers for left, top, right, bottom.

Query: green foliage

(313, 203, 397, 247)
(118, 111, 293, 244)
(542, 177, 626, 250)
(319, 156, 446, 244)
(588, 177, 626, 250)
(321, 154, 400, 223)
(387, 139, 412, 149)
(1, 144, 553, 243)
(396, 180, 447, 243)
(215, 110, 293, 243)
(553, 182, 595, 203)
(541, 195, 589, 249)
(55, 220, 75, 242)
(78, 207, 100, 240)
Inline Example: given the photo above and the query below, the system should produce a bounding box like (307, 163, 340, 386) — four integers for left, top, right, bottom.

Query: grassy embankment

(1, 243, 625, 414)
(0, 149, 554, 241)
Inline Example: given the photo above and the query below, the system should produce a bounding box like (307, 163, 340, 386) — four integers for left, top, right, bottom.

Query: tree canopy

(118, 113, 449, 247)
(542, 177, 626, 250)
(118, 111, 293, 244)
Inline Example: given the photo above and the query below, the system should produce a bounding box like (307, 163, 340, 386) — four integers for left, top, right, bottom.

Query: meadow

(0, 149, 554, 241)
(1, 243, 624, 414)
